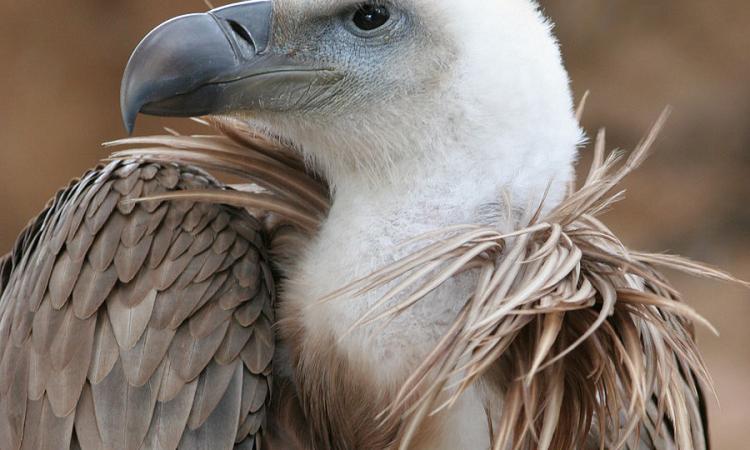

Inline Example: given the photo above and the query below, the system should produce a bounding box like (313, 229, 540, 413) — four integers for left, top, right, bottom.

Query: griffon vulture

(0, 0, 739, 449)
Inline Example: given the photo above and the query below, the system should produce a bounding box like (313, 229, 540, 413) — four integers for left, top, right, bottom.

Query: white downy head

(242, 0, 582, 195)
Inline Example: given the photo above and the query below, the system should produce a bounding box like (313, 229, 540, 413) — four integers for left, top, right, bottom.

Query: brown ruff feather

(103, 113, 746, 449)
(321, 110, 746, 449)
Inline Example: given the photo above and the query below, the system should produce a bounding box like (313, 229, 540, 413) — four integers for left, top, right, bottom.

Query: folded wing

(0, 160, 274, 450)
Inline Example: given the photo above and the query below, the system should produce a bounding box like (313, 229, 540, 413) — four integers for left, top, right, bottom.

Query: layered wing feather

(0, 160, 274, 450)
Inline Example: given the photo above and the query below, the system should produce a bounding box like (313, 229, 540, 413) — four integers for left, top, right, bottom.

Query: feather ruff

(106, 113, 746, 450)
(323, 110, 746, 449)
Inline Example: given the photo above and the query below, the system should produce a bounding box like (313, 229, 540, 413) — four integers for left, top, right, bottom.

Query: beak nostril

(227, 19, 255, 48)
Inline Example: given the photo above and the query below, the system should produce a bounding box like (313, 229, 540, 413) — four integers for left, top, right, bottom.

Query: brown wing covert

(0, 160, 274, 450)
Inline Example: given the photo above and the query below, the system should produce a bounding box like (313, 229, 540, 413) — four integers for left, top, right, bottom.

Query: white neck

(288, 116, 579, 366)
(329, 109, 579, 225)
(281, 129, 578, 449)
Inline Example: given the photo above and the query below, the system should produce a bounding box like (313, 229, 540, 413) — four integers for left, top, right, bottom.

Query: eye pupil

(352, 4, 391, 31)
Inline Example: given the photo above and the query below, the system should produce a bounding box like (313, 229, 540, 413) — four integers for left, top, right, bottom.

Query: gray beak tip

(121, 67, 145, 135)
(123, 118, 136, 136)
(121, 95, 138, 135)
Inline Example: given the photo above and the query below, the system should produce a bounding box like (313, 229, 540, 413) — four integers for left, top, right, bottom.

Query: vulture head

(122, 0, 581, 188)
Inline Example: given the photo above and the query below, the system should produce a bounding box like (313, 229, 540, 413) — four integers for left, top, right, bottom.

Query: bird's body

(0, 0, 724, 449)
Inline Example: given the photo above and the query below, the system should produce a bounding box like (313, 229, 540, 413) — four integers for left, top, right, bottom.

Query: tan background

(1, 1, 748, 447)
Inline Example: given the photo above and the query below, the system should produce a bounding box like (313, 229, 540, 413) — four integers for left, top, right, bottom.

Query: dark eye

(352, 3, 391, 31)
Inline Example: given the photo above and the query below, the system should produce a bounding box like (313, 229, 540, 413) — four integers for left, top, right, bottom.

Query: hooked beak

(120, 0, 342, 133)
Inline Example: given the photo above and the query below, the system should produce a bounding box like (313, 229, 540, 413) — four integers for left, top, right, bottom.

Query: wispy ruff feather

(109, 112, 746, 450)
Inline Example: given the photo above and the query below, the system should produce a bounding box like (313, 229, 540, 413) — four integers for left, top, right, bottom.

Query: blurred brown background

(1, 0, 748, 447)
